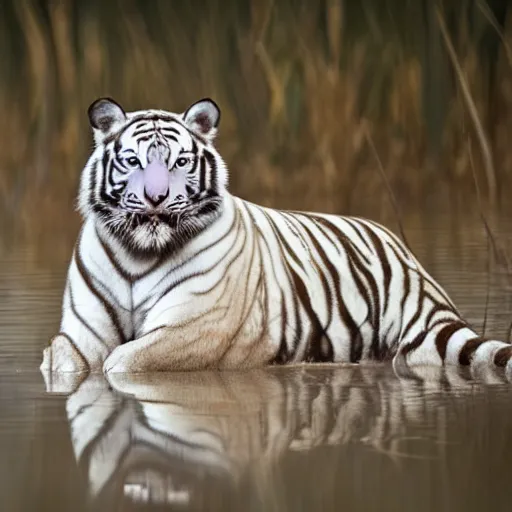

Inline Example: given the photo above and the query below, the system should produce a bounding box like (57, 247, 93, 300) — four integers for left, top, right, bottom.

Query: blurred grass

(1, 0, 512, 261)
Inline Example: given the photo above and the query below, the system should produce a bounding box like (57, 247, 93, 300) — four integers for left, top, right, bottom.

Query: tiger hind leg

(393, 321, 512, 383)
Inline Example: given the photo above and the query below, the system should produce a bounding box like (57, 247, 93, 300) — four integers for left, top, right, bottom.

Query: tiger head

(78, 98, 228, 256)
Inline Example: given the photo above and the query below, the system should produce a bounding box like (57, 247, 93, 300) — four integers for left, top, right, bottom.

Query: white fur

(41, 101, 512, 378)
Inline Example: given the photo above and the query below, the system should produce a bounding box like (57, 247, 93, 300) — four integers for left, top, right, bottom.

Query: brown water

(1, 207, 512, 511)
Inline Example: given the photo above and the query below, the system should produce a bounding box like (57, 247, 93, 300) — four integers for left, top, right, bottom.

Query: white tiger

(40, 97, 512, 378)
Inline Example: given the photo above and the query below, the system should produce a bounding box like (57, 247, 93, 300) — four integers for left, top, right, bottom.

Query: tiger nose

(144, 189, 169, 207)
(144, 159, 169, 206)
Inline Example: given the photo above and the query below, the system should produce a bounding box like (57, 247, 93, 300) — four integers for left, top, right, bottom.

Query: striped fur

(40, 97, 512, 379)
(56, 366, 507, 507)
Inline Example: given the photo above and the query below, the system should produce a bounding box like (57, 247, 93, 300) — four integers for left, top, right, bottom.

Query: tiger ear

(182, 98, 220, 141)
(88, 98, 127, 143)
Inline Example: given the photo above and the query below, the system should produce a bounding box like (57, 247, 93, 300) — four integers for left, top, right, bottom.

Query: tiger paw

(40, 335, 90, 393)
(103, 343, 149, 374)
(40, 334, 89, 373)
(103, 344, 135, 374)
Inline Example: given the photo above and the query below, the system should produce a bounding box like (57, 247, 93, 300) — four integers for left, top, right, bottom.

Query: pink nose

(144, 160, 169, 205)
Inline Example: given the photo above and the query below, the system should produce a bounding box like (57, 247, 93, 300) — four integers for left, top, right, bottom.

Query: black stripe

(361, 225, 392, 314)
(95, 227, 133, 283)
(190, 216, 246, 297)
(342, 218, 374, 253)
(199, 156, 206, 191)
(68, 286, 110, 351)
(287, 263, 333, 362)
(88, 159, 98, 208)
(187, 140, 199, 179)
(494, 346, 512, 367)
(435, 321, 466, 361)
(100, 151, 118, 206)
(429, 316, 460, 330)
(401, 278, 425, 341)
(135, 133, 156, 144)
(458, 337, 487, 365)
(133, 127, 155, 137)
(74, 249, 128, 344)
(162, 134, 179, 144)
(400, 330, 428, 357)
(399, 263, 411, 333)
(272, 291, 289, 364)
(425, 302, 456, 328)
(293, 219, 335, 330)
(204, 150, 218, 192)
(264, 214, 306, 272)
(365, 219, 410, 260)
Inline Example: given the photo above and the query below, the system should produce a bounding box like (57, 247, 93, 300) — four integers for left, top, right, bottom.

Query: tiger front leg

(41, 302, 121, 376)
(41, 260, 127, 375)
(102, 319, 271, 373)
(103, 325, 226, 373)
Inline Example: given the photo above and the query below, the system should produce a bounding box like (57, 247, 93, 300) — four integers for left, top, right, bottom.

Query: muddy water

(1, 208, 512, 512)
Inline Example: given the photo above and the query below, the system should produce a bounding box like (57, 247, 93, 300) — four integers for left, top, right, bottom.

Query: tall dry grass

(1, 0, 512, 261)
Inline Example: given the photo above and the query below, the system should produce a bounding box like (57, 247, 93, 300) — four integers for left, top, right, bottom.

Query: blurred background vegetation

(3, 3, 512, 508)
(1, 0, 512, 261)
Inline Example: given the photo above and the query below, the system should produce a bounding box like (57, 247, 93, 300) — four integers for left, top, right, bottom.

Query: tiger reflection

(52, 364, 508, 508)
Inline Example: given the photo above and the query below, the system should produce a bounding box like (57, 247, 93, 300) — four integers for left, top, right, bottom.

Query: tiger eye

(126, 156, 140, 167)
(176, 157, 189, 167)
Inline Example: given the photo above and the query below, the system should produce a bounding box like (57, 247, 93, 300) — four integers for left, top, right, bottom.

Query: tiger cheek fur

(41, 97, 512, 381)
